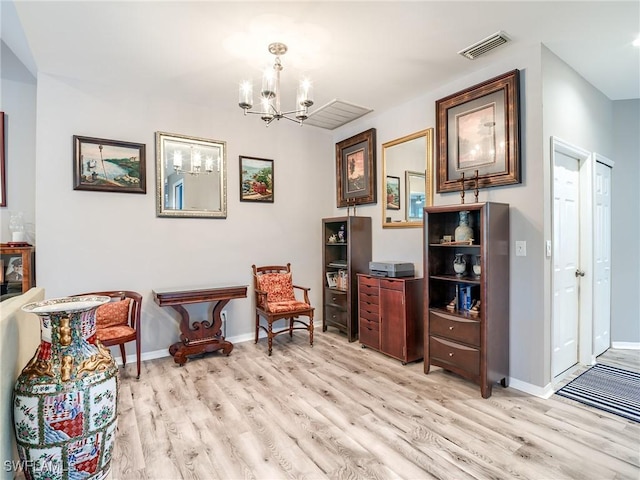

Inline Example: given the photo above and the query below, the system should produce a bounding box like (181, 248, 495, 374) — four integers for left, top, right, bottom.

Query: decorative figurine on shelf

(446, 298, 456, 311)
(470, 300, 481, 316)
(338, 224, 346, 243)
(328, 234, 337, 243)
(460, 172, 466, 204)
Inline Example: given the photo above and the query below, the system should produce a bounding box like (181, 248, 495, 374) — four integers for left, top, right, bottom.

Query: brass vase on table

(14, 296, 118, 480)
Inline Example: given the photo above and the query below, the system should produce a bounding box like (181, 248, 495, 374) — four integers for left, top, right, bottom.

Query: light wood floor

(112, 331, 640, 480)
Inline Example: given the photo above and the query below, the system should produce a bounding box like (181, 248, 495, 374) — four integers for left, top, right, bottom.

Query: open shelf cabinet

(423, 202, 509, 398)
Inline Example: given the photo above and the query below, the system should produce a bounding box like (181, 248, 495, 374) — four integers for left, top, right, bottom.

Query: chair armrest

(292, 285, 311, 304)
(255, 288, 268, 308)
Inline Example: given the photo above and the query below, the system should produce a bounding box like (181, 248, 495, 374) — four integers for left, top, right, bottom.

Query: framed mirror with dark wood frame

(381, 128, 433, 228)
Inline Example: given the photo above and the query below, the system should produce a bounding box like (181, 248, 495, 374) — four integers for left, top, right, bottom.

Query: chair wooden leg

(267, 321, 273, 356)
(136, 341, 141, 380)
(309, 315, 314, 347)
(289, 317, 294, 337)
(255, 313, 260, 344)
(119, 344, 127, 367)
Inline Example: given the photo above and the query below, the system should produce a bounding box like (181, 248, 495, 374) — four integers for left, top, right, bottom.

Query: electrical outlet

(546, 240, 552, 257)
(515, 240, 527, 257)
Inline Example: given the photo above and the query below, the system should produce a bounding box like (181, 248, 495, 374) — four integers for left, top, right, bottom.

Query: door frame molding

(550, 137, 594, 379)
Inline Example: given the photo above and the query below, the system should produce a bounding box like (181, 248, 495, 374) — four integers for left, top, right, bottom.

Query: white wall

(611, 99, 640, 343)
(0, 41, 37, 243)
(332, 44, 547, 388)
(33, 73, 334, 356)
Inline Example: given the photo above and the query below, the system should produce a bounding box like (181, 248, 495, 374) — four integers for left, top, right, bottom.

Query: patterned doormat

(555, 363, 640, 423)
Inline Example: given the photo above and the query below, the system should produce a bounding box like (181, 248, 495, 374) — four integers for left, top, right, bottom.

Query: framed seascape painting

(335, 128, 376, 208)
(73, 136, 146, 193)
(239, 156, 273, 203)
(436, 70, 520, 193)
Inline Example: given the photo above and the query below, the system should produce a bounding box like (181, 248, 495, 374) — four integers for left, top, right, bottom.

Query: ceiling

(4, 1, 639, 127)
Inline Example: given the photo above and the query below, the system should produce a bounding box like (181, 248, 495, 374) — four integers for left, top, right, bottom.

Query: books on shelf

(328, 260, 347, 268)
(445, 284, 479, 314)
(457, 284, 473, 311)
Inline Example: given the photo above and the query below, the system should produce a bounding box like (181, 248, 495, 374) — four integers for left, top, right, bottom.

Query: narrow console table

(153, 285, 247, 365)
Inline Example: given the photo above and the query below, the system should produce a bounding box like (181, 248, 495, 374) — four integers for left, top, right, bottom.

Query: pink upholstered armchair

(252, 264, 314, 356)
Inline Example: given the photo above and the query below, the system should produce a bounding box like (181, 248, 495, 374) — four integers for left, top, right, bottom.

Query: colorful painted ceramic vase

(14, 296, 118, 480)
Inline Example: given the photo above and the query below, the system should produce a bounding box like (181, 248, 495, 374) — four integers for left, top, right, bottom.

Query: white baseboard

(611, 341, 640, 350)
(508, 378, 556, 399)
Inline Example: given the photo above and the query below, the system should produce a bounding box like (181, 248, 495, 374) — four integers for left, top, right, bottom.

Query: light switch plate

(515, 240, 526, 257)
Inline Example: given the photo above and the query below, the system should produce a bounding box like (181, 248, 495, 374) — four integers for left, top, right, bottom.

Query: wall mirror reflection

(405, 170, 426, 221)
(155, 131, 227, 218)
(382, 128, 433, 228)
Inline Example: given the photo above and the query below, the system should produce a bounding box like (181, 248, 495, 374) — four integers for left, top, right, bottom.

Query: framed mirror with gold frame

(382, 128, 433, 228)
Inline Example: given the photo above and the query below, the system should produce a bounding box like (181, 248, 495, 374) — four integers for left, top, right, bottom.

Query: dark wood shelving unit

(322, 216, 371, 342)
(424, 202, 509, 398)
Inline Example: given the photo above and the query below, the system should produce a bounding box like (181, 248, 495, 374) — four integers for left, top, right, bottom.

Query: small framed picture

(326, 272, 337, 288)
(240, 156, 273, 202)
(73, 136, 146, 194)
(5, 256, 23, 282)
(386, 175, 400, 210)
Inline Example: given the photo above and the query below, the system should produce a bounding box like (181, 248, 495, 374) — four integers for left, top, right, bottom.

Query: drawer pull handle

(449, 352, 454, 357)
(449, 326, 454, 330)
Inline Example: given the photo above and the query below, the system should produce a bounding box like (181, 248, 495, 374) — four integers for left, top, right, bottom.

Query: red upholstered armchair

(75, 290, 142, 378)
(252, 264, 314, 356)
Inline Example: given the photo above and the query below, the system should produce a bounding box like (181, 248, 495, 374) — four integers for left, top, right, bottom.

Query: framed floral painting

(436, 70, 520, 192)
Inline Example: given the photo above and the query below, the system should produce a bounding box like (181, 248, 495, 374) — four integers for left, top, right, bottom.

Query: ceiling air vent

(304, 99, 373, 130)
(458, 31, 510, 60)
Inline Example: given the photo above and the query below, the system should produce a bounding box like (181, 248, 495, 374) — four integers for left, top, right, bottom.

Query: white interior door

(593, 159, 612, 356)
(553, 151, 581, 377)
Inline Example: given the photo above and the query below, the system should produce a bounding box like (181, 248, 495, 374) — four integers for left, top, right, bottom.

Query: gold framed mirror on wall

(155, 131, 227, 218)
(382, 128, 434, 228)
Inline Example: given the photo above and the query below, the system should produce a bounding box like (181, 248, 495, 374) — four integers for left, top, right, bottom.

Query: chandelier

(173, 146, 218, 175)
(239, 42, 314, 126)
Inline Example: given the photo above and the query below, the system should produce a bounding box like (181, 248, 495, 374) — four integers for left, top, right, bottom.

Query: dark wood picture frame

(73, 135, 146, 194)
(239, 156, 274, 203)
(436, 69, 520, 193)
(0, 112, 6, 207)
(386, 175, 400, 210)
(336, 128, 376, 207)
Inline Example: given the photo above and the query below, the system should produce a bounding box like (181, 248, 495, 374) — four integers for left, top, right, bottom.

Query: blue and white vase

(14, 296, 118, 480)
(454, 210, 473, 242)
